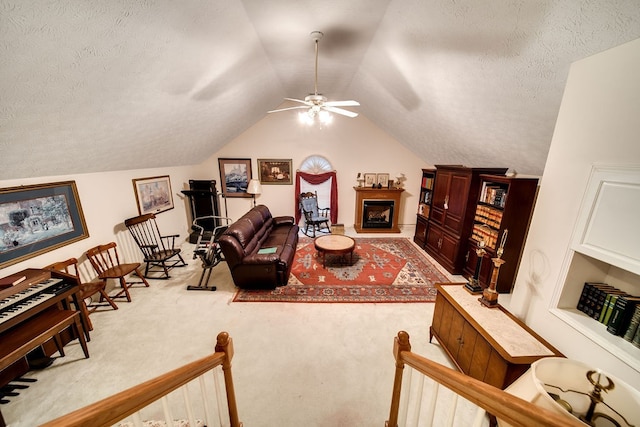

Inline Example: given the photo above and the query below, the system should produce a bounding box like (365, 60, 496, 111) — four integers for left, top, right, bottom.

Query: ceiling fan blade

(267, 106, 309, 113)
(284, 98, 311, 105)
(323, 106, 358, 118)
(324, 100, 360, 107)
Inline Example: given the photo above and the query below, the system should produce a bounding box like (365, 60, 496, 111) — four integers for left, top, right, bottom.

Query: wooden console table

(430, 284, 562, 389)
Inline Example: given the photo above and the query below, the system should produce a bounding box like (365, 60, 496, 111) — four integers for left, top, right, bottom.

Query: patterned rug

(232, 237, 451, 303)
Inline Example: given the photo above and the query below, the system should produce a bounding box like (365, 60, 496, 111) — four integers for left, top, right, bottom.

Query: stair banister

(386, 331, 584, 427)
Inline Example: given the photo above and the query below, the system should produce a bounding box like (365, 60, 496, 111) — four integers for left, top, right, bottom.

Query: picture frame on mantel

(218, 158, 252, 197)
(364, 173, 377, 187)
(377, 173, 390, 188)
(0, 181, 89, 268)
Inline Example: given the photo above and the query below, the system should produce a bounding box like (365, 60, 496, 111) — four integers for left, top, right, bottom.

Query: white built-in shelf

(551, 165, 640, 373)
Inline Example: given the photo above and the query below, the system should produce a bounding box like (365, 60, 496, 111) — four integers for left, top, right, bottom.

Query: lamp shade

(503, 357, 640, 427)
(247, 179, 262, 195)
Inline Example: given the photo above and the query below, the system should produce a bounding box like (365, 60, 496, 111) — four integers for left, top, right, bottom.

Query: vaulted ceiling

(2, 0, 639, 180)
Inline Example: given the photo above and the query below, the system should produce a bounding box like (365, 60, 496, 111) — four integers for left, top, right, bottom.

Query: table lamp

(503, 357, 639, 427)
(247, 179, 262, 206)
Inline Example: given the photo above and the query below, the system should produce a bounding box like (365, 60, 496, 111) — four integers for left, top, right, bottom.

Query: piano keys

(0, 277, 66, 326)
(0, 267, 89, 360)
(0, 269, 90, 427)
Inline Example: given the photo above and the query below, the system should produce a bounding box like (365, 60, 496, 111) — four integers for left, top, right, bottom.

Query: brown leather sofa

(218, 205, 299, 289)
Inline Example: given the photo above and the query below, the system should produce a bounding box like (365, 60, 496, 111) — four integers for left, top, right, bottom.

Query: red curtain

(295, 171, 338, 224)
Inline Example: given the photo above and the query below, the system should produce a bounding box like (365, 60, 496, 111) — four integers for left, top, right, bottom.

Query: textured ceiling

(1, 0, 639, 179)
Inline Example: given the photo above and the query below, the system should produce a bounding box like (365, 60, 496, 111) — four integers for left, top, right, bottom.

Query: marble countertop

(442, 285, 555, 358)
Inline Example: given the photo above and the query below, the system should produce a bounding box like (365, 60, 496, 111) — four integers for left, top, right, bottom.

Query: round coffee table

(314, 235, 356, 268)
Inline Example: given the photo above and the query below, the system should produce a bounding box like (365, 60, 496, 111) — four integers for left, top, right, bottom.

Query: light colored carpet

(3, 231, 484, 427)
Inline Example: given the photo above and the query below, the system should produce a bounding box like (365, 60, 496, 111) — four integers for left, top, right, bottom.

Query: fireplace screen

(362, 200, 394, 229)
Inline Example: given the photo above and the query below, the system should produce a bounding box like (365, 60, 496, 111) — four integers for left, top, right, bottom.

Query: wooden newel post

(387, 331, 411, 427)
(215, 332, 242, 427)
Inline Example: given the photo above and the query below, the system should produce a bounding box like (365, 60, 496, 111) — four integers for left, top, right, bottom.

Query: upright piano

(0, 268, 88, 426)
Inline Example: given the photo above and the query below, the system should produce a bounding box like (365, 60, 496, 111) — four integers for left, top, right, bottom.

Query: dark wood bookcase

(462, 175, 538, 293)
(424, 165, 508, 274)
(413, 168, 435, 248)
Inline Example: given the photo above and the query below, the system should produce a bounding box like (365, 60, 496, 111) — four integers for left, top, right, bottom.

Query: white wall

(195, 111, 431, 226)
(0, 166, 196, 278)
(505, 38, 640, 384)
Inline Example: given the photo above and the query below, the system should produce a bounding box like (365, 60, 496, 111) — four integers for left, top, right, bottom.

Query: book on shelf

(599, 290, 628, 324)
(480, 182, 508, 208)
(623, 305, 640, 342)
(606, 295, 640, 336)
(577, 282, 614, 318)
(0, 273, 27, 289)
(603, 293, 628, 325)
(425, 177, 433, 189)
(577, 282, 597, 313)
(633, 321, 640, 348)
(590, 285, 616, 320)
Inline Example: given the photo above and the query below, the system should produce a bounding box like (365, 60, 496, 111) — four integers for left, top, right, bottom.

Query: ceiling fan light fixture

(298, 107, 333, 125)
(318, 109, 332, 124)
(268, 30, 359, 121)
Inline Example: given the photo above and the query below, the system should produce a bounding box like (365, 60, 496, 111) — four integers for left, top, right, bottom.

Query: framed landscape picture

(0, 181, 89, 268)
(132, 175, 174, 215)
(257, 159, 292, 185)
(218, 158, 252, 197)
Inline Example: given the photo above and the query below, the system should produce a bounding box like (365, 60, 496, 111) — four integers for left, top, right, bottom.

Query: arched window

(295, 155, 338, 224)
(299, 155, 332, 174)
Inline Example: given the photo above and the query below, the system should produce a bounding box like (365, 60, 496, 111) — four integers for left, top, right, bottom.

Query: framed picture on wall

(218, 158, 252, 197)
(257, 159, 293, 185)
(0, 181, 89, 269)
(132, 175, 174, 215)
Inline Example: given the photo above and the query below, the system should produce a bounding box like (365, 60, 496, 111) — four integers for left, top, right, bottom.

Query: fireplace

(353, 187, 404, 233)
(363, 201, 394, 228)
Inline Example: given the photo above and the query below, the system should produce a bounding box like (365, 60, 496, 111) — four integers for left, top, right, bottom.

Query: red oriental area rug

(232, 237, 452, 303)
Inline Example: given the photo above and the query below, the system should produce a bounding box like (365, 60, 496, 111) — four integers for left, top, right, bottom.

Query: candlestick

(479, 256, 505, 308)
(497, 229, 508, 257)
(465, 240, 486, 294)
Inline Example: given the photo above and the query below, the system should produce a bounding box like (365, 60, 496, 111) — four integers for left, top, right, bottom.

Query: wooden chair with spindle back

(45, 257, 118, 331)
(85, 242, 150, 303)
(299, 191, 331, 237)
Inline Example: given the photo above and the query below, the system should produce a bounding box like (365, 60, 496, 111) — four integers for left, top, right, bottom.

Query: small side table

(314, 235, 356, 268)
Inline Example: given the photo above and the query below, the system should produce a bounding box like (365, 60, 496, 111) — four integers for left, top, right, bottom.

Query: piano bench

(0, 308, 89, 372)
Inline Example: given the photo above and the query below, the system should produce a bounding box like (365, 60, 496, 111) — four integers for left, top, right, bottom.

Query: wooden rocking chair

(299, 191, 331, 237)
(124, 213, 187, 279)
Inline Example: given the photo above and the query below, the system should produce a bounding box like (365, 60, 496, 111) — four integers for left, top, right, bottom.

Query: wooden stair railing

(41, 332, 242, 427)
(387, 331, 584, 427)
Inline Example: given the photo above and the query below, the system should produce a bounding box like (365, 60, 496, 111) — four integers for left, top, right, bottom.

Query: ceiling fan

(268, 31, 360, 120)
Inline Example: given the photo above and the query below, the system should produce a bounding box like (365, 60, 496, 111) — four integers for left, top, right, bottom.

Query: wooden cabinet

(463, 175, 538, 293)
(425, 165, 507, 274)
(424, 222, 461, 273)
(413, 169, 435, 248)
(414, 215, 428, 248)
(430, 284, 563, 389)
